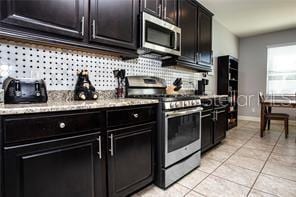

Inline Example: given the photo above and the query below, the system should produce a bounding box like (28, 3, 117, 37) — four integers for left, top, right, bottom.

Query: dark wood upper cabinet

(197, 7, 213, 67)
(178, 0, 197, 64)
(143, 0, 162, 17)
(142, 0, 178, 25)
(0, 0, 85, 39)
(162, 0, 178, 25)
(89, 0, 139, 50)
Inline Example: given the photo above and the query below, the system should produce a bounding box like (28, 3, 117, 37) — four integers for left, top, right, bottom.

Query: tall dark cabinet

(218, 55, 239, 130)
(178, 0, 198, 64)
(175, 0, 213, 72)
(197, 7, 213, 67)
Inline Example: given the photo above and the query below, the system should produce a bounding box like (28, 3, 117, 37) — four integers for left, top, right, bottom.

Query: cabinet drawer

(3, 112, 102, 145)
(107, 106, 156, 128)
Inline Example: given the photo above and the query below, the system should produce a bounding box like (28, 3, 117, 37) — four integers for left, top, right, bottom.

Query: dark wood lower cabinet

(201, 99, 227, 153)
(201, 110, 214, 152)
(214, 108, 227, 144)
(107, 123, 155, 197)
(4, 132, 106, 197)
(1, 105, 156, 197)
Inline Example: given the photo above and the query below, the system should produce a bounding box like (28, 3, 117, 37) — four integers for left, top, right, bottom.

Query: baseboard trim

(238, 116, 260, 122)
(238, 116, 296, 126)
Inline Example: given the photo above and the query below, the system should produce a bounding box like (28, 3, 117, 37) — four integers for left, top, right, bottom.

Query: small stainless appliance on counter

(2, 77, 48, 104)
(197, 79, 209, 95)
(126, 76, 202, 188)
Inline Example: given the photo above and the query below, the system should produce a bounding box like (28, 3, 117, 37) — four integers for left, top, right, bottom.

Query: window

(267, 44, 296, 95)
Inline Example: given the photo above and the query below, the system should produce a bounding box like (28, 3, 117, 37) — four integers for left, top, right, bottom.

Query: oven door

(142, 12, 181, 56)
(164, 107, 202, 168)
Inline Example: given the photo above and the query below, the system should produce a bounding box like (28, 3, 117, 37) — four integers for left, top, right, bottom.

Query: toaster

(3, 77, 48, 104)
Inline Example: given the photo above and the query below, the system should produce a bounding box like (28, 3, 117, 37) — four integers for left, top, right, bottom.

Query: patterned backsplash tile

(0, 39, 205, 91)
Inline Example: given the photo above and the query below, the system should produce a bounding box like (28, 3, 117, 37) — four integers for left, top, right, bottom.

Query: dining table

(260, 96, 296, 137)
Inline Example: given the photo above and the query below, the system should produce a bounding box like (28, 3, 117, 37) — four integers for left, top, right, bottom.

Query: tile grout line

(184, 125, 259, 196)
(246, 127, 284, 196)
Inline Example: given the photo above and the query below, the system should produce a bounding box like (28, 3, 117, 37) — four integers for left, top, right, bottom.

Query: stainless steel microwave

(138, 12, 181, 57)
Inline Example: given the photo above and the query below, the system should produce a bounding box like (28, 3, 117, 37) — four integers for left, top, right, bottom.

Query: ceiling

(198, 0, 296, 37)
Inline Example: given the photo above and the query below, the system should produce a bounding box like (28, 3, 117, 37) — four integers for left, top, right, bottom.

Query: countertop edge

(0, 99, 159, 115)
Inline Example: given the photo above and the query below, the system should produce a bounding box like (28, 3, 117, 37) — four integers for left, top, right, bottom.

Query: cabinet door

(143, 0, 161, 18)
(197, 7, 213, 66)
(178, 0, 197, 64)
(0, 0, 85, 39)
(201, 112, 214, 153)
(162, 0, 178, 25)
(214, 109, 227, 144)
(4, 133, 106, 197)
(107, 124, 154, 197)
(90, 0, 139, 50)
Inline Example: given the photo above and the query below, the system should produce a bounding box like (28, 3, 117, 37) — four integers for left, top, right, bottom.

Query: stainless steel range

(125, 76, 202, 188)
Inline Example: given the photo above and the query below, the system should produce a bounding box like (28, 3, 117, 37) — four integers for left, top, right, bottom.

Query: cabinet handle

(59, 122, 66, 129)
(201, 114, 211, 118)
(164, 1, 167, 19)
(217, 110, 226, 114)
(133, 113, 139, 118)
(174, 32, 178, 50)
(196, 52, 200, 62)
(92, 20, 96, 39)
(97, 136, 102, 159)
(81, 16, 85, 36)
(212, 111, 216, 121)
(158, 4, 162, 17)
(211, 50, 213, 65)
(109, 134, 114, 156)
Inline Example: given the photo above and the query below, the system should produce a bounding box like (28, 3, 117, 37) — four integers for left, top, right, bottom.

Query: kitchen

(0, 0, 295, 197)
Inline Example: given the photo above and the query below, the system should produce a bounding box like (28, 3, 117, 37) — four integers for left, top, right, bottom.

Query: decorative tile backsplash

(0, 39, 204, 91)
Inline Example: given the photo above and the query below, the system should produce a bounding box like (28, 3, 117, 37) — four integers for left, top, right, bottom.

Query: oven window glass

(146, 21, 174, 48)
(167, 112, 200, 153)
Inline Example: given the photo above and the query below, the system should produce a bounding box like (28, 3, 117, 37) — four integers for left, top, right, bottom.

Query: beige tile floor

(133, 120, 296, 197)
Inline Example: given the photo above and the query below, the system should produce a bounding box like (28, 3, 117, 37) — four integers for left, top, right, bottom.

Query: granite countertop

(0, 98, 159, 115)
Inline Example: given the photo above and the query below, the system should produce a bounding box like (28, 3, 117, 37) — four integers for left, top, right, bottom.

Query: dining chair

(259, 92, 289, 138)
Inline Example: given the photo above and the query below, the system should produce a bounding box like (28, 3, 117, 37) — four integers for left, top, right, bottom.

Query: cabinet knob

(133, 113, 139, 118)
(59, 122, 66, 129)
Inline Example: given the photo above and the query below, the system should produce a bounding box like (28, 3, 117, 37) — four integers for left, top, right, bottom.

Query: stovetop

(128, 94, 200, 102)
(128, 94, 201, 110)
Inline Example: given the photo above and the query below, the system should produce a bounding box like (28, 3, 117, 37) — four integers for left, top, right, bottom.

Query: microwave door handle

(174, 32, 178, 50)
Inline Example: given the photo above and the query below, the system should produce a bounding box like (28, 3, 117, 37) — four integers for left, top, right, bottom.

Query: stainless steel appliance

(2, 77, 48, 104)
(126, 76, 202, 188)
(197, 79, 209, 95)
(138, 12, 181, 58)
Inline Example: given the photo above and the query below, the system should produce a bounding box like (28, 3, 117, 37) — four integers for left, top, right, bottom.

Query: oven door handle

(166, 107, 203, 118)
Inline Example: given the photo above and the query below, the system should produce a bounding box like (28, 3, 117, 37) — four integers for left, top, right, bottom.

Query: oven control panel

(164, 99, 201, 110)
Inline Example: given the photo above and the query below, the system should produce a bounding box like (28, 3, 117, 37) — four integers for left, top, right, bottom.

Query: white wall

(239, 28, 296, 120)
(205, 19, 239, 94)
